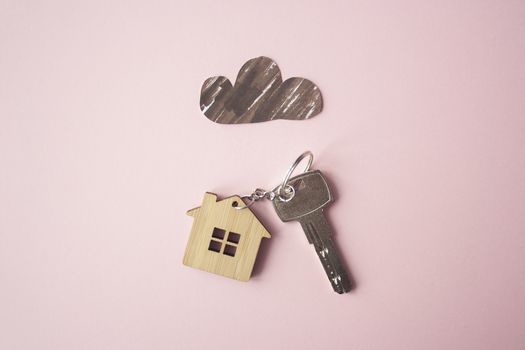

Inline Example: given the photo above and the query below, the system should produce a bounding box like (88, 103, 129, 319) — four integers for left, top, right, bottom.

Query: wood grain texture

(200, 56, 323, 124)
(183, 193, 271, 281)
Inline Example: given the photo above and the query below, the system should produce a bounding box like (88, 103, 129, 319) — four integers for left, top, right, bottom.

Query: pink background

(1, 1, 525, 349)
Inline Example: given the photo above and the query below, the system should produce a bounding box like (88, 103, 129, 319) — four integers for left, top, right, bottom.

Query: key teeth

(331, 276, 344, 294)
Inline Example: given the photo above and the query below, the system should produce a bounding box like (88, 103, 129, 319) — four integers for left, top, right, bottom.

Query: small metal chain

(233, 151, 312, 210)
(232, 188, 275, 210)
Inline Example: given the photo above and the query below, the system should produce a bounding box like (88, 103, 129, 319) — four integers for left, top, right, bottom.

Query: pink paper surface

(1, 1, 525, 349)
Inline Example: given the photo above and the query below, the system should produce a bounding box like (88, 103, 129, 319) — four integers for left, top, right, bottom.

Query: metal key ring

(278, 151, 313, 200)
(275, 184, 296, 202)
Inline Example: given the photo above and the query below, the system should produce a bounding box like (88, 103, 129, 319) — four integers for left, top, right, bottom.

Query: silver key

(272, 170, 352, 294)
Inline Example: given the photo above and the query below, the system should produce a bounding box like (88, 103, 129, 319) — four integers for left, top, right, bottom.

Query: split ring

(279, 151, 313, 198)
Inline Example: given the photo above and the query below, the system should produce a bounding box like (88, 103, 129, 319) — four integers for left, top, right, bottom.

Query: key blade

(300, 211, 352, 294)
(273, 170, 332, 222)
(315, 237, 352, 294)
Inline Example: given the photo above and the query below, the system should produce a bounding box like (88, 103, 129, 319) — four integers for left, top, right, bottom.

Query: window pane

(227, 231, 240, 244)
(223, 244, 237, 257)
(212, 227, 225, 240)
(208, 240, 222, 253)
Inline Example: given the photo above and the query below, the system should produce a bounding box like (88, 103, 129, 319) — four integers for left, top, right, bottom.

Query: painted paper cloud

(199, 56, 323, 124)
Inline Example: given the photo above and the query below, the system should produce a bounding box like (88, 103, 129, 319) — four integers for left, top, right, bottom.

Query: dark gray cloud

(200, 56, 323, 124)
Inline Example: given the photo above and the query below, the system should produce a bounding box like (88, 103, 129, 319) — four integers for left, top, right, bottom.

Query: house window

(208, 228, 241, 257)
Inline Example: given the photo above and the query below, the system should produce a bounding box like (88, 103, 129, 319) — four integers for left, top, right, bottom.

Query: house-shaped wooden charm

(183, 192, 271, 281)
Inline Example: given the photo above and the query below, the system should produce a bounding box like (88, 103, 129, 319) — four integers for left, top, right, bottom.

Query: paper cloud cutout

(199, 56, 323, 124)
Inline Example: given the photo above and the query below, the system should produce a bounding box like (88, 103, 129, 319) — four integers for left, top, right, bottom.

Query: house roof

(187, 192, 271, 238)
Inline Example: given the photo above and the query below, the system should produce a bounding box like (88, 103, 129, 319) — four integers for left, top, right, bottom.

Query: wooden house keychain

(183, 151, 352, 294)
